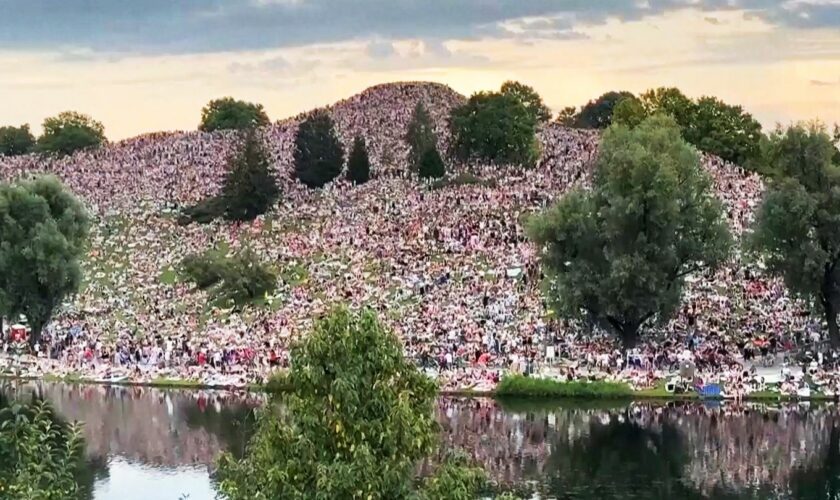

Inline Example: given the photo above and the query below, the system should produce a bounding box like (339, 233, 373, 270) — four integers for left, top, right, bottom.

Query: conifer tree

(220, 130, 280, 221)
(406, 102, 437, 172)
(293, 111, 345, 188)
(346, 136, 371, 184)
(418, 146, 445, 179)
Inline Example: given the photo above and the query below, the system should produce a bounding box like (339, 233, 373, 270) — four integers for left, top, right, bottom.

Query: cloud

(366, 40, 397, 59)
(0, 1, 838, 56)
(810, 77, 840, 86)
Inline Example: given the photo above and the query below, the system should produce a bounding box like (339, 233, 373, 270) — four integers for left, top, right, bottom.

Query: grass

(159, 268, 178, 285)
(149, 377, 202, 388)
(429, 172, 498, 190)
(495, 375, 633, 399)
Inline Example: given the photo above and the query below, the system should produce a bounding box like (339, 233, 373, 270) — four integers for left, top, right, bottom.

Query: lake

(2, 382, 840, 499)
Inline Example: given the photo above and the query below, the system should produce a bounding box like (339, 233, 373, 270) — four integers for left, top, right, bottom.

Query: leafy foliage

(450, 89, 540, 167)
(0, 176, 90, 343)
(419, 146, 446, 180)
(0, 124, 36, 156)
(748, 123, 840, 344)
(346, 136, 371, 184)
(572, 91, 635, 129)
(216, 307, 486, 500)
(180, 131, 279, 223)
(0, 397, 86, 499)
(199, 97, 270, 132)
(293, 110, 345, 188)
(683, 96, 763, 165)
(500, 80, 551, 123)
(556, 106, 578, 127)
(639, 87, 695, 128)
(406, 102, 438, 173)
(611, 97, 647, 129)
(180, 248, 277, 311)
(37, 111, 106, 156)
(528, 115, 732, 347)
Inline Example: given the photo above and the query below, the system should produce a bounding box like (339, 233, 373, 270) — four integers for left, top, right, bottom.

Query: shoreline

(2, 373, 836, 403)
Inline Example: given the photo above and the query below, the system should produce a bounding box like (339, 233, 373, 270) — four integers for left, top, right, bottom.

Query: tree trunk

(822, 296, 840, 348)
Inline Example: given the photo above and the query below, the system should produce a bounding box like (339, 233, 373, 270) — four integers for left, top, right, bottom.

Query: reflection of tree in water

(182, 401, 257, 459)
(788, 423, 840, 500)
(0, 387, 109, 500)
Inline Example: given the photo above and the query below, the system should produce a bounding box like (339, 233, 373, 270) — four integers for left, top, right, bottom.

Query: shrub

(494, 375, 633, 399)
(180, 249, 277, 310)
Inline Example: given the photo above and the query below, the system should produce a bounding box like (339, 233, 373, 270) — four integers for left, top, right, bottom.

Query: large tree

(0, 175, 90, 343)
(450, 89, 540, 167)
(749, 124, 840, 345)
(639, 87, 695, 128)
(611, 97, 647, 129)
(501, 80, 552, 123)
(683, 96, 762, 165)
(528, 114, 732, 347)
(405, 101, 437, 173)
(293, 111, 345, 188)
(346, 136, 371, 184)
(0, 124, 36, 156)
(37, 111, 106, 156)
(216, 307, 487, 500)
(219, 130, 280, 221)
(199, 97, 270, 132)
(572, 91, 635, 129)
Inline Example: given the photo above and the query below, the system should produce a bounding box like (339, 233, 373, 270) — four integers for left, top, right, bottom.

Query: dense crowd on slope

(0, 82, 830, 395)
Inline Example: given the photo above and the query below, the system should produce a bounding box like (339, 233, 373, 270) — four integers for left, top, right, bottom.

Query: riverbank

(3, 372, 836, 402)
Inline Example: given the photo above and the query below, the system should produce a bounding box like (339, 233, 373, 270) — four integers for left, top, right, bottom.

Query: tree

(346, 136, 371, 184)
(0, 176, 90, 344)
(0, 124, 36, 156)
(216, 307, 487, 500)
(501, 80, 551, 123)
(180, 248, 277, 311)
(639, 87, 695, 128)
(528, 115, 732, 347)
(406, 102, 437, 172)
(199, 97, 270, 132)
(683, 96, 762, 165)
(419, 146, 446, 179)
(293, 111, 345, 188)
(611, 97, 647, 129)
(749, 124, 840, 345)
(37, 111, 106, 156)
(450, 90, 540, 167)
(220, 130, 279, 221)
(556, 106, 577, 127)
(572, 91, 635, 129)
(0, 396, 86, 499)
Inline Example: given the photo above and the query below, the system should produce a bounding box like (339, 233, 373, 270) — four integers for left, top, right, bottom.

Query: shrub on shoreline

(495, 375, 633, 399)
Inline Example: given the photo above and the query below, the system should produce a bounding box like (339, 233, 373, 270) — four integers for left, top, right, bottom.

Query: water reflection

(4, 382, 840, 499)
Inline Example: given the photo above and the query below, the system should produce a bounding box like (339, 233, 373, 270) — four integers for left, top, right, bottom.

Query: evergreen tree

(220, 130, 280, 221)
(293, 111, 345, 188)
(406, 102, 437, 172)
(346, 136, 371, 184)
(418, 146, 445, 179)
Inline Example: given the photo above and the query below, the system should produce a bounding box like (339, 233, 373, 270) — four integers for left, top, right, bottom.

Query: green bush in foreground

(495, 375, 633, 399)
(180, 249, 276, 311)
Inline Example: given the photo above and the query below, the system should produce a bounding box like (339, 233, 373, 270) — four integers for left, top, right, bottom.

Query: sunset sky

(1, 0, 838, 140)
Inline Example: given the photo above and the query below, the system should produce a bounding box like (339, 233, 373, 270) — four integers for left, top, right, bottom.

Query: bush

(0, 124, 36, 156)
(180, 249, 277, 310)
(293, 110, 345, 188)
(37, 111, 106, 156)
(494, 375, 633, 399)
(450, 90, 539, 167)
(199, 97, 270, 132)
(346, 136, 371, 184)
(419, 146, 446, 179)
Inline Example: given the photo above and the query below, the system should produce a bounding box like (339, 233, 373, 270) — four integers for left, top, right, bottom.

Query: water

(3, 382, 840, 500)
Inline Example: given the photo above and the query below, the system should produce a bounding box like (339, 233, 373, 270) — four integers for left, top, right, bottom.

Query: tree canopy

(611, 98, 647, 129)
(419, 145, 446, 180)
(199, 97, 270, 132)
(216, 307, 489, 500)
(500, 81, 552, 123)
(0, 124, 36, 156)
(37, 111, 106, 156)
(572, 91, 635, 129)
(683, 96, 763, 165)
(219, 130, 279, 221)
(450, 89, 540, 167)
(293, 111, 345, 188)
(528, 114, 732, 347)
(346, 136, 371, 184)
(406, 102, 438, 173)
(0, 175, 90, 343)
(748, 123, 840, 345)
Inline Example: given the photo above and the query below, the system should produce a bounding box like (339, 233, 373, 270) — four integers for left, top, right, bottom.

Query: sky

(1, 0, 838, 140)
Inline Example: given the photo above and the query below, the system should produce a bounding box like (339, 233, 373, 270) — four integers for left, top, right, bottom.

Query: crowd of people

(0, 81, 830, 395)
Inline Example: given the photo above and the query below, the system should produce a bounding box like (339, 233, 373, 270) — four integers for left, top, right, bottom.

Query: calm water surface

(3, 382, 840, 500)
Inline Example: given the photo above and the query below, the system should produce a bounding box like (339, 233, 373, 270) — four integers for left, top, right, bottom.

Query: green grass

(149, 377, 202, 388)
(495, 375, 633, 399)
(159, 268, 178, 285)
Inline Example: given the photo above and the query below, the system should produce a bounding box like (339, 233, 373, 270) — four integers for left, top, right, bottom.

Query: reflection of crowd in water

(6, 382, 261, 467)
(436, 398, 840, 496)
